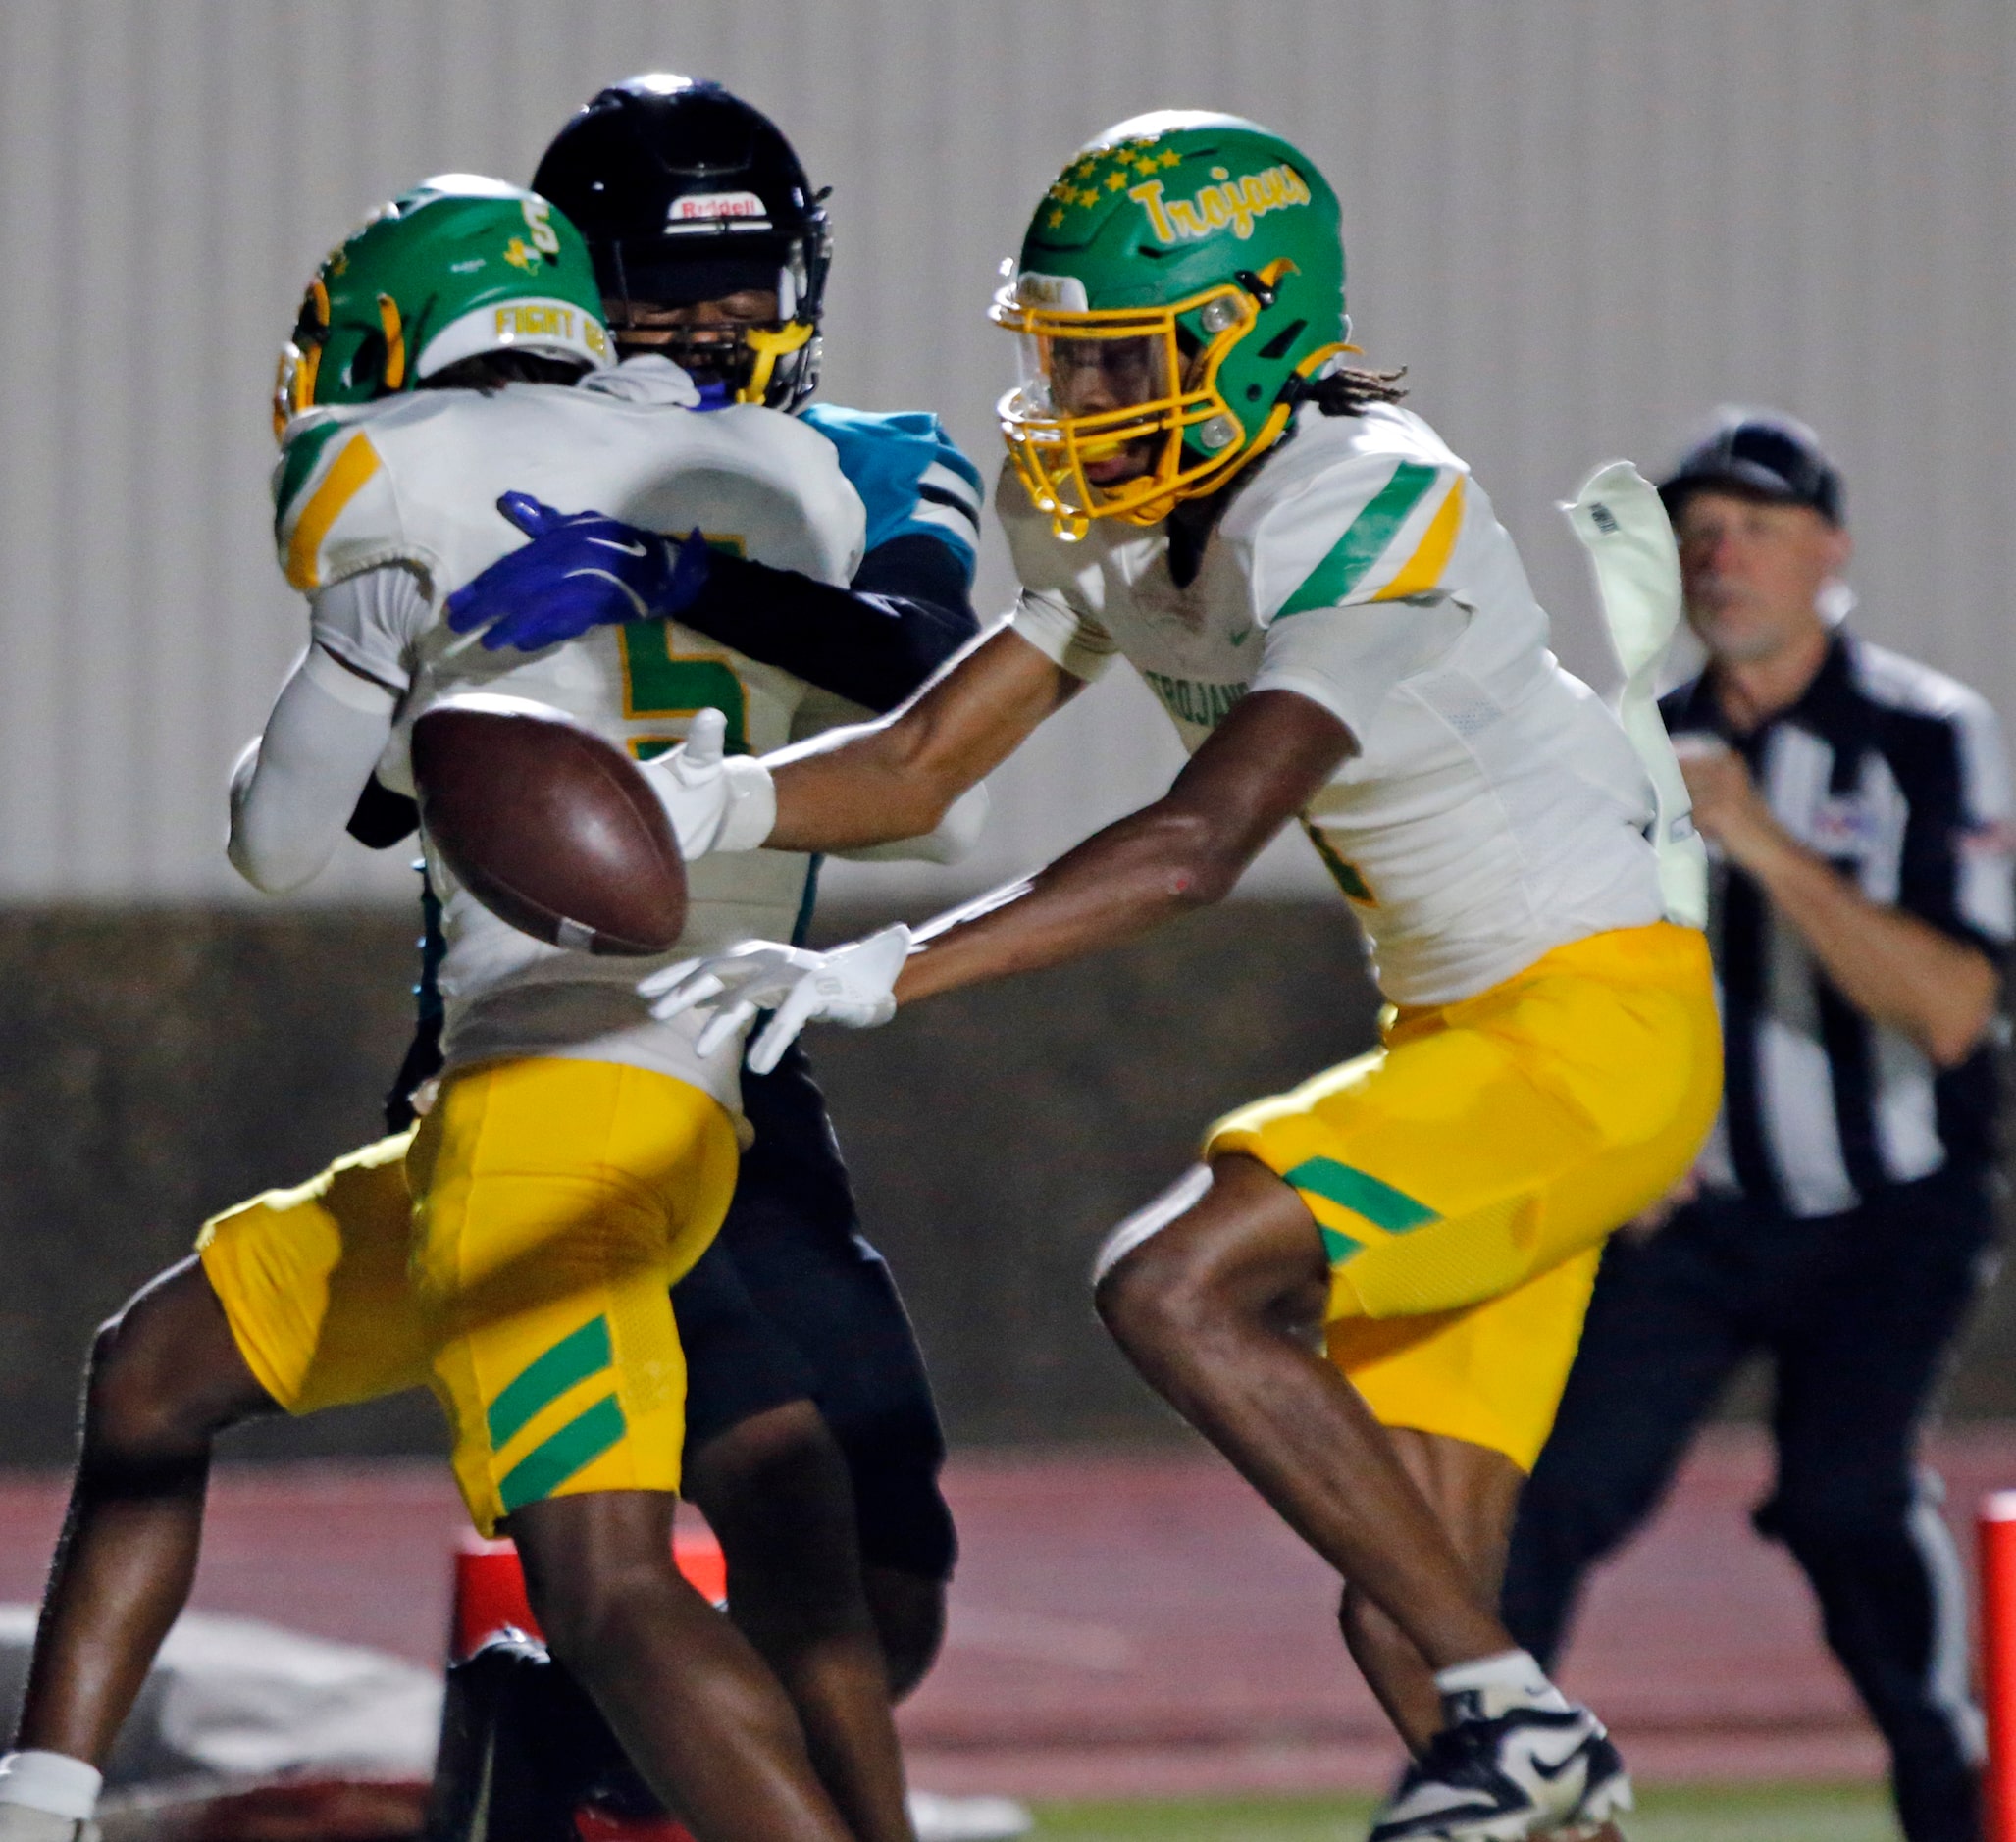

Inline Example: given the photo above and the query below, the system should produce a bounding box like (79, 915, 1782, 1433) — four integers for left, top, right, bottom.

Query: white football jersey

(1005, 402, 1664, 1006)
(272, 376, 867, 1111)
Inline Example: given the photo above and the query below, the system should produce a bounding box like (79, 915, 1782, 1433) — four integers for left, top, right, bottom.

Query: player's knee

(1518, 1439, 1676, 1560)
(865, 1571, 945, 1699)
(524, 1554, 657, 1667)
(694, 1407, 872, 1629)
(83, 1305, 208, 1458)
(1758, 1477, 1906, 1559)
(1336, 1580, 1370, 1643)
(1094, 1231, 1210, 1356)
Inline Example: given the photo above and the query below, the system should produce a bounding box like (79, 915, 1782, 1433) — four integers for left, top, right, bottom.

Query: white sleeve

(228, 644, 398, 894)
(307, 563, 431, 694)
(1249, 600, 1462, 743)
(1008, 588, 1118, 684)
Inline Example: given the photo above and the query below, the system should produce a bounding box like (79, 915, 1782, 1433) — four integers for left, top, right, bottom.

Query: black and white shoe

(1368, 1702, 1631, 1841)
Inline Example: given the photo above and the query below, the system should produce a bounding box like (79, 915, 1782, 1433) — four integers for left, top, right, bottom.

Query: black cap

(1658, 409, 1844, 526)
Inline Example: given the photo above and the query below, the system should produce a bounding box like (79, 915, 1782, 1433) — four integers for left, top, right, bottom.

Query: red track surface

(2, 1428, 2009, 1799)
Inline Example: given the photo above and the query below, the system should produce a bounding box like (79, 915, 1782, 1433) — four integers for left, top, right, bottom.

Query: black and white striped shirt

(1663, 634, 2014, 1219)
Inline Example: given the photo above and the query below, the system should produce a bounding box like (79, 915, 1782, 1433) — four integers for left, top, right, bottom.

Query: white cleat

(1368, 1702, 1631, 1841)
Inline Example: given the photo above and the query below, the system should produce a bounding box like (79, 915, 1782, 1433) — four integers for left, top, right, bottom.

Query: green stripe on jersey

(497, 1393, 628, 1512)
(488, 1315, 613, 1453)
(1284, 1156, 1439, 1234)
(273, 419, 349, 538)
(1277, 461, 1438, 618)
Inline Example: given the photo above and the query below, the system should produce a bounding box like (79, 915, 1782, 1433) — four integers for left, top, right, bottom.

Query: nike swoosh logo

(1528, 1745, 1592, 1783)
(1227, 625, 1254, 647)
(590, 537, 650, 556)
(562, 569, 653, 619)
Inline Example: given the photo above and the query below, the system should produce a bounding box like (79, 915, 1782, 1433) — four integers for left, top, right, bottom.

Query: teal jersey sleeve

(799, 404, 982, 580)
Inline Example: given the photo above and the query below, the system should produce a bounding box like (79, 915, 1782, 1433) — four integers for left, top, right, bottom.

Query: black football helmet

(534, 75, 831, 411)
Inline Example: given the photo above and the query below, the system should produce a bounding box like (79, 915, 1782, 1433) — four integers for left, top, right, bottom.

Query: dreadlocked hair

(1290, 363, 1409, 417)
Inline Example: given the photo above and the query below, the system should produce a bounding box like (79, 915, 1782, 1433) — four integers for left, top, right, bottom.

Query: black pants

(672, 1040, 956, 1583)
(1502, 1164, 1996, 1842)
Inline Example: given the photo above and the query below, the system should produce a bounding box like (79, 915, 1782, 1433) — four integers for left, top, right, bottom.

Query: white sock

(1433, 1649, 1570, 1719)
(0, 1753, 102, 1821)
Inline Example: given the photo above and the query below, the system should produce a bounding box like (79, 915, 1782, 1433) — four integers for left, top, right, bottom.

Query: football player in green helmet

(646, 110, 1723, 1842)
(272, 172, 613, 437)
(990, 112, 1352, 535)
(0, 173, 905, 1842)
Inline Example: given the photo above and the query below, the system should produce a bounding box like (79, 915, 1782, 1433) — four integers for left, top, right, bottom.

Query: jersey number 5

(619, 622, 750, 759)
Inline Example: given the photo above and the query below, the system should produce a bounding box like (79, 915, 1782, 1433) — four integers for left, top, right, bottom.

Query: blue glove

(443, 493, 714, 652)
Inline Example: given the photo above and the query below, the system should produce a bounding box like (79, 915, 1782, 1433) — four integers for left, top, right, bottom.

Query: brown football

(411, 694, 687, 956)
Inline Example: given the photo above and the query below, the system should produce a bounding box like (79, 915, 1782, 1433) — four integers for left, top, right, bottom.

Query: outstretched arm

(894, 689, 1353, 1002)
(651, 688, 1355, 1071)
(759, 626, 1081, 850)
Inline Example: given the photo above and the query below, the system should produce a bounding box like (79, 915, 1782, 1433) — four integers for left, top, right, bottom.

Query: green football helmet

(991, 112, 1348, 537)
(274, 174, 612, 440)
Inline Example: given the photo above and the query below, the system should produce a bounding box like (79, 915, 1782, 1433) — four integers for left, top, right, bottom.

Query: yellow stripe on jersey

(284, 434, 382, 591)
(1373, 475, 1466, 602)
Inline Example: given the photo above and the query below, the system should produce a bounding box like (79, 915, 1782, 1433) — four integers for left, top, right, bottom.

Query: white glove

(641, 923, 912, 1073)
(636, 707, 777, 859)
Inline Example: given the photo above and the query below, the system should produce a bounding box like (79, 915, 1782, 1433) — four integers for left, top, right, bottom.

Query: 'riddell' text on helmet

(273, 176, 611, 440)
(534, 75, 832, 412)
(991, 111, 1348, 537)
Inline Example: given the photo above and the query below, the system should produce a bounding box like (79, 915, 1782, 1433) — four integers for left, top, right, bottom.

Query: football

(411, 693, 687, 955)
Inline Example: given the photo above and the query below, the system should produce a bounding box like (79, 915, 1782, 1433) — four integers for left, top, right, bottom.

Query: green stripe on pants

(497, 1393, 629, 1513)
(488, 1315, 613, 1452)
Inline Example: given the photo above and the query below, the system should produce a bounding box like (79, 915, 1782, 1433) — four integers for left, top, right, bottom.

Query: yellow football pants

(199, 1057, 738, 1533)
(1207, 921, 1721, 1468)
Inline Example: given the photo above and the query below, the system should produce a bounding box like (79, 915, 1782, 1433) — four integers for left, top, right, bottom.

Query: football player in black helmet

(420, 73, 994, 1842)
(534, 75, 830, 413)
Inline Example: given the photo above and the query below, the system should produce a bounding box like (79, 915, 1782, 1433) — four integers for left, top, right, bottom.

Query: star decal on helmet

(502, 236, 543, 273)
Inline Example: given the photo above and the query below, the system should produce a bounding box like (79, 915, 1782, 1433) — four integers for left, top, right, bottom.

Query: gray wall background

(0, 908, 2007, 1466)
(0, 0, 2012, 906)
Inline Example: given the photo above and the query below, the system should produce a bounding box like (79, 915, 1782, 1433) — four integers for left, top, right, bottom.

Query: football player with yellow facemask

(462, 112, 1720, 1842)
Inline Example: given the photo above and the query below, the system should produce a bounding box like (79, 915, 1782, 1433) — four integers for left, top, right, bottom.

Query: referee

(1502, 410, 2012, 1842)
